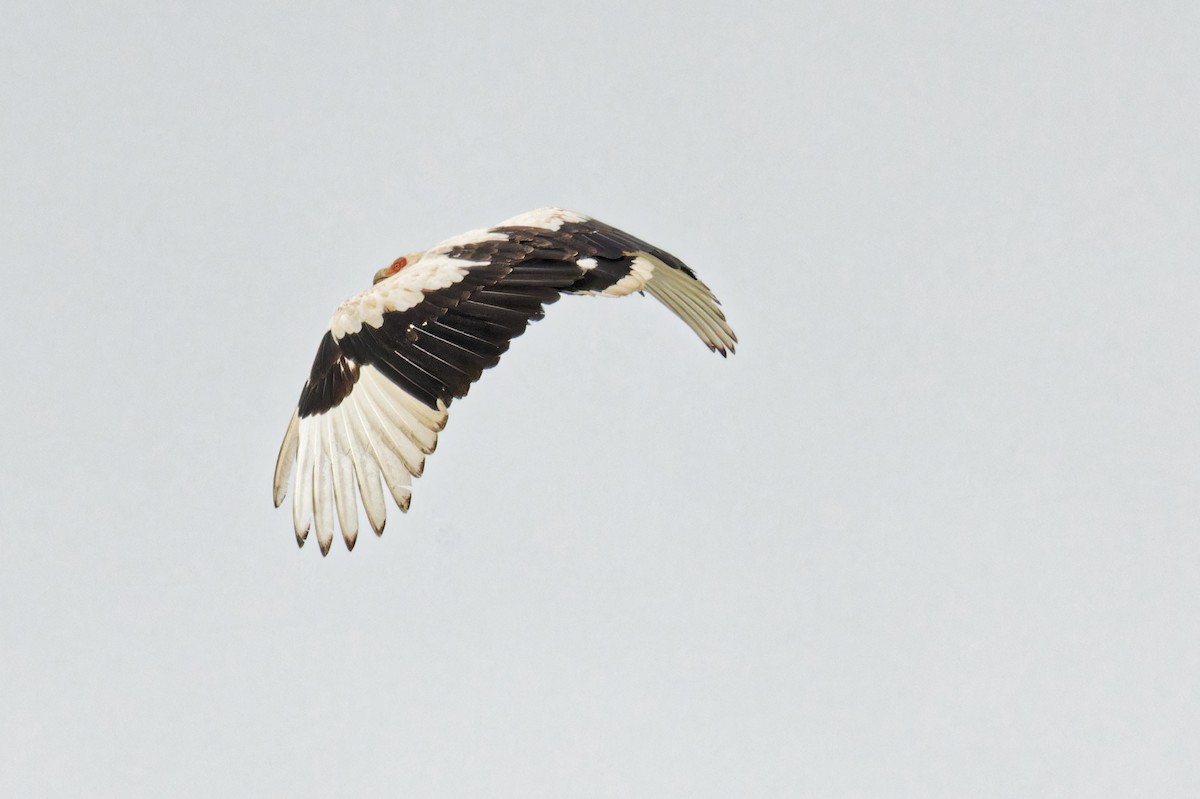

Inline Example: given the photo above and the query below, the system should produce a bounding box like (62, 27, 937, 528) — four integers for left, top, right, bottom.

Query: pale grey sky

(2, 1, 1198, 796)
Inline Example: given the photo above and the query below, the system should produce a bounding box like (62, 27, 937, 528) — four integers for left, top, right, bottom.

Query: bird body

(274, 207, 736, 554)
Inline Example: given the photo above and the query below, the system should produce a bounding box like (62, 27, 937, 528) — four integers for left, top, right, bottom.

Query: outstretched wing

(274, 207, 736, 554)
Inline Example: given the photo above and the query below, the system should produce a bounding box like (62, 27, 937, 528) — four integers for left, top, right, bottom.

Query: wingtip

(273, 410, 300, 508)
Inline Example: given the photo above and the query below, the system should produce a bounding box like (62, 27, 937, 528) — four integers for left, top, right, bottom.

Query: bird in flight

(273, 208, 737, 554)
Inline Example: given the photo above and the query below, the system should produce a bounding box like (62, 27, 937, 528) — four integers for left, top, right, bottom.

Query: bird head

(373, 251, 425, 284)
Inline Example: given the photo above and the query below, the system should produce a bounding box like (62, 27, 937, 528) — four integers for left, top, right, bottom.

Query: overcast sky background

(2, 2, 1198, 796)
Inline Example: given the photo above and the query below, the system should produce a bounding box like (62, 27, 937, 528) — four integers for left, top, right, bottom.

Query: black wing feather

(302, 215, 694, 416)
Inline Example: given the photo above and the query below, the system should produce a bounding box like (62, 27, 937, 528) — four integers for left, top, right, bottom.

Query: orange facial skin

(373, 256, 408, 284)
